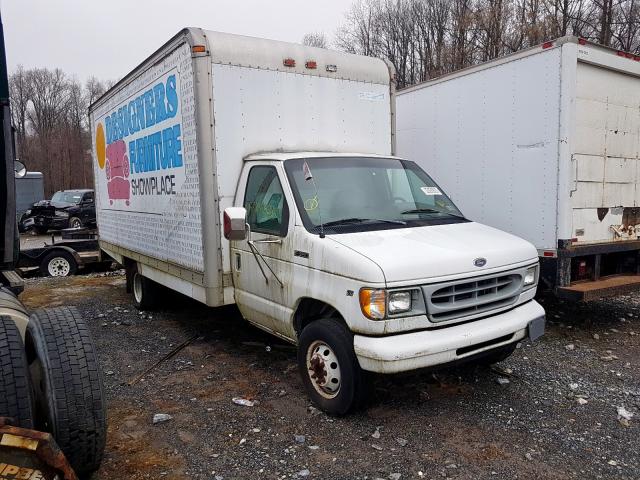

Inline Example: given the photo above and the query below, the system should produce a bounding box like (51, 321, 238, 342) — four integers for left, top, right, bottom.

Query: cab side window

(244, 166, 289, 236)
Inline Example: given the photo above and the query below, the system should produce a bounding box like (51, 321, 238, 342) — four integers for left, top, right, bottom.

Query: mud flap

(0, 418, 77, 480)
(528, 316, 545, 342)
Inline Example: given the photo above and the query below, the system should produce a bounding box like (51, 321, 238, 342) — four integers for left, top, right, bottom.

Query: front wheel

(297, 318, 370, 415)
(69, 216, 83, 229)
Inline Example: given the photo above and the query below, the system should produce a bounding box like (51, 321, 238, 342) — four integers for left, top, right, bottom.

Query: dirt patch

(21, 274, 126, 309)
(18, 274, 640, 479)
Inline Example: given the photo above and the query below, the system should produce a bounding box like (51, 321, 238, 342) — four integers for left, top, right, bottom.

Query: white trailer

(397, 37, 640, 301)
(90, 28, 544, 413)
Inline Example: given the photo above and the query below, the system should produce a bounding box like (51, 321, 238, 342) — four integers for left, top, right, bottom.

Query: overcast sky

(1, 0, 350, 83)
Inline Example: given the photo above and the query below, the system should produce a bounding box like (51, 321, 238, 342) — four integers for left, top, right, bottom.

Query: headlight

(524, 266, 538, 287)
(55, 210, 69, 218)
(388, 291, 412, 314)
(359, 288, 386, 320)
(359, 288, 420, 319)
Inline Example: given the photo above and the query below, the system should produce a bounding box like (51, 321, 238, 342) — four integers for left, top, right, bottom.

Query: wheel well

(293, 298, 346, 337)
(41, 248, 77, 264)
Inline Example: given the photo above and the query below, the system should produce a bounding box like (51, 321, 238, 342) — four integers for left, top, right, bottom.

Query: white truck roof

(92, 28, 392, 111)
(244, 152, 399, 162)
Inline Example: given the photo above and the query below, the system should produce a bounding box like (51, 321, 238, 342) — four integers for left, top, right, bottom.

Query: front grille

(423, 271, 523, 323)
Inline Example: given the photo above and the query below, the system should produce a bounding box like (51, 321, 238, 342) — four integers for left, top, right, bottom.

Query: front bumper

(353, 300, 545, 373)
(36, 216, 68, 229)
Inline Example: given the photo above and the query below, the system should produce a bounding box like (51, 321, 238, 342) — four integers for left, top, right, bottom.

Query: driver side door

(231, 163, 295, 339)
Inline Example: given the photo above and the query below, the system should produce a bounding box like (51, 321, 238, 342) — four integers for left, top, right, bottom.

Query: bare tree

(9, 67, 108, 196)
(8, 65, 32, 142)
(302, 32, 329, 48)
(85, 76, 106, 107)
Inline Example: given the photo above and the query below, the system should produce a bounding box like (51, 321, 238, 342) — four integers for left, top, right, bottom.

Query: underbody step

(557, 275, 640, 301)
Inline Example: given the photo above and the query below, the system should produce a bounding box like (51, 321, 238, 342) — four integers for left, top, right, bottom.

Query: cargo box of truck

(397, 36, 640, 301)
(90, 28, 545, 413)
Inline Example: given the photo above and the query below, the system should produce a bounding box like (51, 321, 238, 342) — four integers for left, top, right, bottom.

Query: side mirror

(223, 207, 248, 241)
(14, 160, 26, 179)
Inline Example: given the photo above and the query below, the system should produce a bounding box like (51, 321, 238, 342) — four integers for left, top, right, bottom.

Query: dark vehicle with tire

(18, 228, 110, 278)
(0, 12, 106, 477)
(20, 189, 96, 234)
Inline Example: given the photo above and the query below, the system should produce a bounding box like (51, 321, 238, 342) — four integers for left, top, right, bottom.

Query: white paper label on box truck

(90, 42, 204, 272)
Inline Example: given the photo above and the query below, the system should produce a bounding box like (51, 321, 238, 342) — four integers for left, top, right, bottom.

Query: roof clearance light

(192, 45, 206, 53)
(283, 58, 296, 67)
(305, 60, 317, 70)
(542, 41, 553, 49)
(619, 52, 632, 58)
(326, 64, 337, 73)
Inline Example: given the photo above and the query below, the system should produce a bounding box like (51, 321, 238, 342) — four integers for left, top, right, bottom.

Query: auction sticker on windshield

(421, 186, 441, 195)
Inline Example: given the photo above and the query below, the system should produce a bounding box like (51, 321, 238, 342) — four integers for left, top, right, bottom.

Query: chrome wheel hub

(306, 341, 341, 398)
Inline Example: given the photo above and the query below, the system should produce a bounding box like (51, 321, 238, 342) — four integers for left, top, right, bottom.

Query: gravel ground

(19, 272, 640, 480)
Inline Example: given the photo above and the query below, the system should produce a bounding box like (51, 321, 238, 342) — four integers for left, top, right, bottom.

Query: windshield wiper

(401, 208, 440, 214)
(322, 217, 406, 228)
(401, 208, 466, 219)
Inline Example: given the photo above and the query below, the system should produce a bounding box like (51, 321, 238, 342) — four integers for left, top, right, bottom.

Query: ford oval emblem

(474, 257, 487, 267)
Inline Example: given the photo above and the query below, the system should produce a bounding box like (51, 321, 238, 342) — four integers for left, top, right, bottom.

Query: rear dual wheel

(128, 266, 162, 310)
(0, 316, 34, 429)
(26, 307, 107, 478)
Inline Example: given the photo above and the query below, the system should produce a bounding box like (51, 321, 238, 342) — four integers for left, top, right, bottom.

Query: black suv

(20, 189, 96, 234)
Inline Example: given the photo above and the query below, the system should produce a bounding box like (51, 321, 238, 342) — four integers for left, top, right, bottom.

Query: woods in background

(9, 66, 110, 197)
(336, 0, 640, 88)
(9, 0, 640, 195)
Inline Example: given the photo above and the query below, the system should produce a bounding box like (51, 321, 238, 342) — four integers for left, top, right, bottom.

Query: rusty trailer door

(571, 61, 640, 244)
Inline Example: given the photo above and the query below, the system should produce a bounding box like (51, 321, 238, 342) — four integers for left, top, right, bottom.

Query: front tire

(25, 307, 107, 478)
(0, 316, 34, 428)
(297, 318, 370, 415)
(69, 216, 83, 229)
(40, 250, 77, 277)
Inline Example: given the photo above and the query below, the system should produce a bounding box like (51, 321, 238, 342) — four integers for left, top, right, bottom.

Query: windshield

(284, 157, 466, 235)
(51, 191, 82, 204)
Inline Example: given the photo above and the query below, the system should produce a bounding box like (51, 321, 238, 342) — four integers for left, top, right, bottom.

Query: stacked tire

(0, 316, 34, 429)
(0, 307, 106, 478)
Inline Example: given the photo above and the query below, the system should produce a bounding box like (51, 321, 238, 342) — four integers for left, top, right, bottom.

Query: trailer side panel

(90, 40, 203, 273)
(397, 47, 562, 251)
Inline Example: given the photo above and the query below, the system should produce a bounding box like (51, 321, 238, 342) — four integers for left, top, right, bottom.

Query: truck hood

(329, 222, 538, 284)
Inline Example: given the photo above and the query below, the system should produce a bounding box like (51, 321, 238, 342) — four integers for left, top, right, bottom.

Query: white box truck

(90, 28, 545, 413)
(397, 37, 640, 301)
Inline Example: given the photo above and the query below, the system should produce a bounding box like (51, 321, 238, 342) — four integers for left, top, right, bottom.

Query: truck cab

(224, 152, 545, 413)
